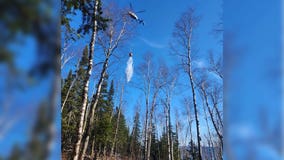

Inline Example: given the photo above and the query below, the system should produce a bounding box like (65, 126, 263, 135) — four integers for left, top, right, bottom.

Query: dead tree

(172, 8, 202, 160)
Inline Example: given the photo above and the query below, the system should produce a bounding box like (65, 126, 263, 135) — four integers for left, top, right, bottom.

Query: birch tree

(80, 4, 136, 159)
(160, 65, 177, 160)
(73, 0, 108, 159)
(136, 54, 166, 160)
(199, 82, 223, 151)
(110, 84, 124, 158)
(172, 8, 202, 160)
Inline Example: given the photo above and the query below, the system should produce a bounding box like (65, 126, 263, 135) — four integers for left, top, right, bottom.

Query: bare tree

(208, 51, 223, 79)
(136, 54, 152, 160)
(200, 89, 216, 160)
(199, 82, 223, 150)
(135, 54, 167, 160)
(160, 65, 177, 160)
(80, 4, 136, 159)
(184, 98, 195, 159)
(172, 8, 202, 160)
(175, 109, 181, 160)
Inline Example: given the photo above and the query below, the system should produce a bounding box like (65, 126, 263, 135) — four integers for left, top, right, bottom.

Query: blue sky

(1, 0, 223, 159)
(224, 0, 282, 159)
(1, 0, 282, 159)
(61, 0, 223, 147)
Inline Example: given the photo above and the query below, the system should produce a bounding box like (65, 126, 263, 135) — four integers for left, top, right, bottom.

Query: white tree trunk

(81, 55, 110, 158)
(110, 86, 124, 158)
(146, 91, 159, 160)
(73, 1, 98, 158)
(201, 85, 223, 147)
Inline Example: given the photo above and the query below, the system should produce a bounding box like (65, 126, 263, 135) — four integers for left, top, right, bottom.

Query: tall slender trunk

(165, 105, 171, 160)
(186, 101, 194, 159)
(81, 135, 89, 159)
(210, 94, 223, 128)
(186, 29, 202, 159)
(61, 59, 80, 112)
(176, 121, 180, 160)
(81, 55, 110, 158)
(170, 115, 174, 160)
(146, 91, 159, 160)
(61, 77, 76, 112)
(144, 83, 150, 160)
(187, 63, 202, 160)
(165, 99, 173, 160)
(91, 138, 96, 159)
(73, 1, 99, 159)
(110, 86, 124, 157)
(201, 95, 216, 160)
(201, 85, 223, 150)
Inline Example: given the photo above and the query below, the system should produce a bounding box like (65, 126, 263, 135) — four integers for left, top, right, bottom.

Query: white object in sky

(125, 57, 134, 83)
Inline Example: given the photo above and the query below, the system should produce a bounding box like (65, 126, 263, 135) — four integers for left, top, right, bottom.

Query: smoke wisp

(125, 57, 133, 82)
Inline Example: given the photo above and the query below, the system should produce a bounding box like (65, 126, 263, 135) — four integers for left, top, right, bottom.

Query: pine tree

(172, 130, 180, 160)
(186, 140, 199, 160)
(61, 46, 89, 158)
(159, 129, 169, 160)
(150, 123, 159, 160)
(93, 76, 113, 158)
(111, 108, 129, 158)
(130, 111, 142, 159)
(72, 1, 109, 158)
(61, 69, 77, 154)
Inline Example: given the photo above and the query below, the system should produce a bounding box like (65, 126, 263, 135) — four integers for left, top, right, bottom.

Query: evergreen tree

(130, 111, 142, 159)
(61, 46, 89, 158)
(92, 76, 113, 157)
(72, 1, 109, 158)
(111, 108, 129, 158)
(172, 131, 180, 160)
(186, 140, 199, 160)
(150, 123, 159, 160)
(156, 125, 181, 160)
(159, 129, 169, 160)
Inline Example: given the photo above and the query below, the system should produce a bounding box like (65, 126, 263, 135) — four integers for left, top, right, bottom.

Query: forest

(61, 0, 223, 160)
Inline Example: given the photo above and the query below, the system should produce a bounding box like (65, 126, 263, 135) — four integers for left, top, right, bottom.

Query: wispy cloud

(139, 37, 165, 49)
(193, 60, 206, 68)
